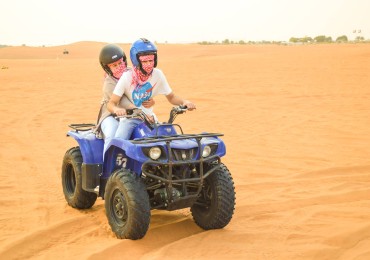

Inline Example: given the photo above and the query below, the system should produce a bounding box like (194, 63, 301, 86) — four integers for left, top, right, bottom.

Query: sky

(0, 0, 369, 46)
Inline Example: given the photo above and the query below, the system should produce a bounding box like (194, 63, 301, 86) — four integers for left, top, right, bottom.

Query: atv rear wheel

(61, 147, 97, 209)
(191, 163, 235, 230)
(104, 169, 150, 239)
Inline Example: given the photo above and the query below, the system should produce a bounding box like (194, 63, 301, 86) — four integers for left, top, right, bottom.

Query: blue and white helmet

(130, 38, 158, 68)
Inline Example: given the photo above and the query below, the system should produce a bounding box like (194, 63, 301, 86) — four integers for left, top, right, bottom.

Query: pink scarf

(131, 55, 155, 86)
(109, 58, 127, 79)
(112, 62, 126, 79)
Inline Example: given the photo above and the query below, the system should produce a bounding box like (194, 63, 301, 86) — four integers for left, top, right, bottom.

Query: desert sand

(0, 42, 370, 259)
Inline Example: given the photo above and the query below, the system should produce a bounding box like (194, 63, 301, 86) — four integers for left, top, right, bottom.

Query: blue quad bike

(62, 106, 236, 239)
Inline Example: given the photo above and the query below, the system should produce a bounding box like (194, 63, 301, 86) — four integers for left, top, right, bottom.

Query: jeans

(101, 116, 118, 153)
(115, 118, 142, 140)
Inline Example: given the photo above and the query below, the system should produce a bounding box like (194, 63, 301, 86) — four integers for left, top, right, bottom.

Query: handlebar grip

(126, 108, 140, 115)
(126, 109, 134, 115)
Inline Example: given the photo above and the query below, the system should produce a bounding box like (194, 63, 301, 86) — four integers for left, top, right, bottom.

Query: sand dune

(1, 42, 370, 259)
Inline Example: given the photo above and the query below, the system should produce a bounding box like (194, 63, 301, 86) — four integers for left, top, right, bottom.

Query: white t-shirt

(113, 68, 172, 117)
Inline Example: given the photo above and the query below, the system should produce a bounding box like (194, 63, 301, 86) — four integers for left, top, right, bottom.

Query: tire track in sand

(0, 216, 98, 260)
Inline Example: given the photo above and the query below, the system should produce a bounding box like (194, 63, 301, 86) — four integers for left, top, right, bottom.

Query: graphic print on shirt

(132, 82, 155, 107)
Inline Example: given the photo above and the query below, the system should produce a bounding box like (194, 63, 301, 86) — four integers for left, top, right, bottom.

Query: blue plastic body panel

(67, 122, 226, 178)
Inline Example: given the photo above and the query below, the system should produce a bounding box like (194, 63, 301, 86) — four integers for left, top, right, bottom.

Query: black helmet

(99, 44, 127, 78)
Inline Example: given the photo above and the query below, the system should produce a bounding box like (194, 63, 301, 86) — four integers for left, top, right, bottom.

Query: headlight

(149, 147, 162, 160)
(202, 145, 211, 157)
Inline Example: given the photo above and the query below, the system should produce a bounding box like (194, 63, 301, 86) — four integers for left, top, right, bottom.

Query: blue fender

(67, 130, 104, 164)
(103, 138, 147, 176)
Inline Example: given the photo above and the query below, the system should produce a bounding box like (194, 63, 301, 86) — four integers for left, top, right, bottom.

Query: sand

(0, 42, 370, 259)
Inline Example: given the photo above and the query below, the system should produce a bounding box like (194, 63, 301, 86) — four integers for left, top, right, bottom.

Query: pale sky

(0, 0, 369, 46)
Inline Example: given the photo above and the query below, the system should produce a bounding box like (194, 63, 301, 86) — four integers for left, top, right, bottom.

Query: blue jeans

(101, 116, 118, 153)
(115, 118, 142, 140)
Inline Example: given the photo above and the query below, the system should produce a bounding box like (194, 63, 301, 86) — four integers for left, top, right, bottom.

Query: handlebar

(114, 108, 155, 129)
(168, 105, 188, 123)
(113, 105, 188, 125)
(112, 108, 142, 118)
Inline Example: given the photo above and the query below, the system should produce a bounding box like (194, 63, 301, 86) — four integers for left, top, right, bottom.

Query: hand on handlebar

(183, 101, 196, 111)
(113, 108, 127, 116)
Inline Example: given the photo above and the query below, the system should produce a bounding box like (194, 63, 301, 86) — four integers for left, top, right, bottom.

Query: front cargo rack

(130, 133, 224, 144)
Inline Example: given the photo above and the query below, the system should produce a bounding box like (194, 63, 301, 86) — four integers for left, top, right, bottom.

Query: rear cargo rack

(68, 123, 96, 132)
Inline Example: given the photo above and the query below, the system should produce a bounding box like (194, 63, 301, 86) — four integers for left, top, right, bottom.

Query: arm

(166, 92, 196, 110)
(119, 95, 137, 110)
(107, 94, 128, 116)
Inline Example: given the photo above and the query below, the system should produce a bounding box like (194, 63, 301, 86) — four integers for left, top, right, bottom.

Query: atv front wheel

(104, 169, 150, 239)
(61, 147, 97, 209)
(191, 163, 235, 229)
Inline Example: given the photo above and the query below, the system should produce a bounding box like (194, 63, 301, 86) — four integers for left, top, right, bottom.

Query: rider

(107, 38, 196, 140)
(95, 43, 154, 152)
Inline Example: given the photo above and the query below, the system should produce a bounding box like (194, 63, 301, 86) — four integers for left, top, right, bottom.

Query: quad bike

(62, 106, 236, 239)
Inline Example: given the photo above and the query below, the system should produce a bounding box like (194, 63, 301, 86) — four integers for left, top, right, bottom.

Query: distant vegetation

(289, 34, 366, 43)
(197, 35, 369, 45)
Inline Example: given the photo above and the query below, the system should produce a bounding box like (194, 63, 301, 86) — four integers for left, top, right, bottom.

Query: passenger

(95, 43, 155, 151)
